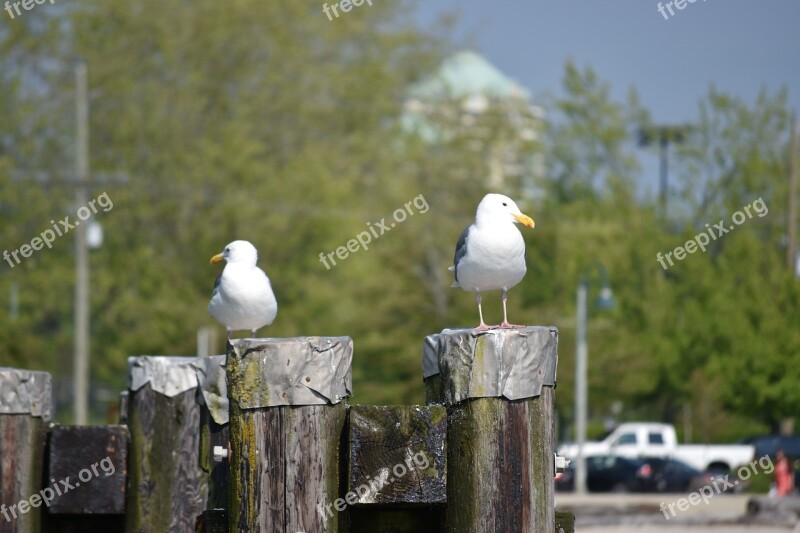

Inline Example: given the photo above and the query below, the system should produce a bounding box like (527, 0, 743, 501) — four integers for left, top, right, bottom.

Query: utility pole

(788, 112, 798, 275)
(74, 62, 90, 425)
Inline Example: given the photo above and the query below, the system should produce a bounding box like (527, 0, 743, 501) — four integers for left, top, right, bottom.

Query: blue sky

(413, 1, 800, 123)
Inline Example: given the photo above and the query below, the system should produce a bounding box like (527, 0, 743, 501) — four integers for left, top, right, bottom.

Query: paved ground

(577, 526, 792, 532)
(556, 493, 799, 532)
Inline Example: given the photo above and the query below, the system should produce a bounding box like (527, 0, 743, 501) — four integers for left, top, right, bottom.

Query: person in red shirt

(775, 449, 796, 496)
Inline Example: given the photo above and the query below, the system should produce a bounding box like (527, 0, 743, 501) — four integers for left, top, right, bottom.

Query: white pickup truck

(557, 422, 755, 473)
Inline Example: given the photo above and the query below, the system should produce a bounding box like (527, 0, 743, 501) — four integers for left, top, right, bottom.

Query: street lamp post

(574, 265, 615, 494)
(575, 280, 588, 494)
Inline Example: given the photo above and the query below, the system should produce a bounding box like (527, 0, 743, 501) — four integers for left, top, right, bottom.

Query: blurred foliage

(0, 2, 797, 440)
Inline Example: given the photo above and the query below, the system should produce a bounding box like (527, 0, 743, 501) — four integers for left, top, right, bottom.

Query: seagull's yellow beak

(514, 213, 535, 228)
(210, 253, 224, 265)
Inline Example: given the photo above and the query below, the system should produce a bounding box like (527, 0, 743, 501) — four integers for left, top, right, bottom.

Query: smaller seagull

(208, 240, 278, 340)
(450, 193, 534, 332)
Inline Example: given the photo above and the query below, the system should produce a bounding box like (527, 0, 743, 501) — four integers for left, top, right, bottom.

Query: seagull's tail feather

(448, 265, 460, 287)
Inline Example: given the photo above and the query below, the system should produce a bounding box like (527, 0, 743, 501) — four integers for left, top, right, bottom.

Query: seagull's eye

(502, 202, 508, 207)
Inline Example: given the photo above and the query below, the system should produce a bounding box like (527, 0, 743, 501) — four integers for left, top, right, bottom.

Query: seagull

(449, 193, 534, 332)
(208, 240, 278, 340)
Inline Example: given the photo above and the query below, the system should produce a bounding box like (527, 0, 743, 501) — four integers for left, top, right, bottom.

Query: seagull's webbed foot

(472, 322, 492, 333)
(497, 321, 526, 329)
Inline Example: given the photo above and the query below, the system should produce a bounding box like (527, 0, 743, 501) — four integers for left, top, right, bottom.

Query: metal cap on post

(126, 356, 207, 532)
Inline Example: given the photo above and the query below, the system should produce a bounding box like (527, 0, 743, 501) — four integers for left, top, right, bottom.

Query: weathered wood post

(193, 354, 229, 531)
(126, 356, 207, 532)
(424, 326, 559, 533)
(345, 405, 447, 532)
(43, 425, 128, 531)
(226, 337, 352, 532)
(0, 368, 51, 533)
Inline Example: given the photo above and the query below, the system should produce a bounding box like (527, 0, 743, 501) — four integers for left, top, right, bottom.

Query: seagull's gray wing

(452, 224, 472, 284)
(211, 273, 222, 299)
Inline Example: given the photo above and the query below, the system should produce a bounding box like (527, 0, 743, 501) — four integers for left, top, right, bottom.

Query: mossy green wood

(198, 405, 229, 511)
(555, 510, 576, 533)
(125, 383, 207, 532)
(444, 391, 555, 533)
(424, 376, 442, 405)
(228, 401, 346, 532)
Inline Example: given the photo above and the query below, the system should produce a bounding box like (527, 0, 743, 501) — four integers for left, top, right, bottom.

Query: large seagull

(208, 240, 278, 340)
(450, 193, 534, 331)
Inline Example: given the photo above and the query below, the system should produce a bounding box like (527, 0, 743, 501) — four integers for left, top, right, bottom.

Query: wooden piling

(42, 425, 128, 532)
(347, 405, 446, 506)
(426, 327, 559, 533)
(346, 404, 446, 533)
(225, 337, 352, 533)
(125, 356, 207, 532)
(0, 368, 51, 533)
(193, 355, 230, 512)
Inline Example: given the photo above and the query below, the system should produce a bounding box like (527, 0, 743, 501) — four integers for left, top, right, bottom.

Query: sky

(413, 1, 800, 124)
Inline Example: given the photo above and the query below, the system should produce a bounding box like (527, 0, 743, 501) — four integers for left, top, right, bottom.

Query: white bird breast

(209, 264, 277, 330)
(457, 223, 527, 292)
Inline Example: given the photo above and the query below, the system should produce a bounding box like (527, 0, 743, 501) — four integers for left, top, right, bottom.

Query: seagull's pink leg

(472, 291, 491, 332)
(498, 288, 525, 329)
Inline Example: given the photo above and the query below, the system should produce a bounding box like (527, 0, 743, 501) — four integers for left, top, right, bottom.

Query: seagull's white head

(475, 193, 535, 228)
(210, 240, 259, 266)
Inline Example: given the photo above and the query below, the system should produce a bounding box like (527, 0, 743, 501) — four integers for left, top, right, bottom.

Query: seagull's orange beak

(210, 253, 224, 265)
(514, 213, 535, 228)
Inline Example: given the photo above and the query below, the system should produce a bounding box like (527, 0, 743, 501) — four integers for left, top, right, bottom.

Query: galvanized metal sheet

(192, 355, 229, 425)
(435, 326, 558, 404)
(127, 356, 199, 397)
(228, 336, 352, 408)
(0, 367, 52, 420)
(422, 334, 440, 379)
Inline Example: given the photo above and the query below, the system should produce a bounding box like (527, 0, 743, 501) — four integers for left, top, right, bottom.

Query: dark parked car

(740, 435, 800, 461)
(555, 455, 650, 493)
(638, 456, 706, 493)
(556, 455, 708, 493)
(739, 435, 800, 490)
